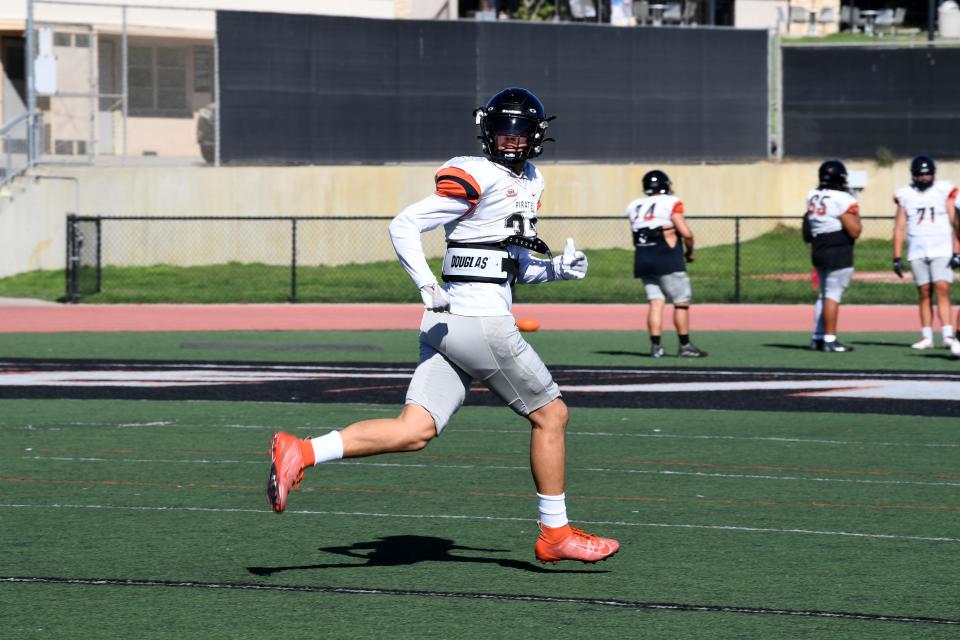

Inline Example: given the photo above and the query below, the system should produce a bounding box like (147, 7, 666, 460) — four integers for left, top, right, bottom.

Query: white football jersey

(389, 156, 555, 316)
(804, 188, 859, 236)
(440, 156, 543, 244)
(625, 194, 684, 231)
(894, 180, 958, 260)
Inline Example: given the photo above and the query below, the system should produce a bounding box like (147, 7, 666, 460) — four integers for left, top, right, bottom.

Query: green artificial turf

(0, 329, 953, 371)
(2, 329, 960, 637)
(2, 398, 958, 639)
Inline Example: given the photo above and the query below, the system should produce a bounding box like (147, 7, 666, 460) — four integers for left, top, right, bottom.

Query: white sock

(824, 334, 837, 343)
(942, 325, 954, 340)
(537, 492, 568, 528)
(309, 430, 344, 466)
(921, 326, 934, 341)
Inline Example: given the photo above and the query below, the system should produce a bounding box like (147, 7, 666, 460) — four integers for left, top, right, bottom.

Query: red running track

(0, 303, 921, 333)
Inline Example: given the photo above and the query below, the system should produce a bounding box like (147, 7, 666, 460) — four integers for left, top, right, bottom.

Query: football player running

(892, 155, 960, 351)
(802, 160, 862, 352)
(266, 88, 619, 565)
(626, 169, 707, 358)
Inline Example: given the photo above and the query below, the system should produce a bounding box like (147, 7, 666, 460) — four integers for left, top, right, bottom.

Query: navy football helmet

(911, 155, 935, 191)
(642, 170, 672, 195)
(818, 160, 848, 190)
(475, 87, 553, 164)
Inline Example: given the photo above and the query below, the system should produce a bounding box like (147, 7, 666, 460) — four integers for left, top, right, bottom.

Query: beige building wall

(3, 1, 459, 162)
(0, 160, 949, 278)
(736, 0, 840, 35)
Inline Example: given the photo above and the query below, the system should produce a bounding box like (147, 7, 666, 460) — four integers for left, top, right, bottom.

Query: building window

(129, 44, 188, 117)
(193, 45, 212, 93)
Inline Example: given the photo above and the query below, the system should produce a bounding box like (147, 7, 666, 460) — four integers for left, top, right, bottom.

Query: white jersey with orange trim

(894, 180, 958, 260)
(804, 188, 859, 236)
(625, 193, 684, 231)
(389, 155, 556, 317)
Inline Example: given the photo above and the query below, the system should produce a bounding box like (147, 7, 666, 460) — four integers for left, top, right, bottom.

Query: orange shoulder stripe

(435, 167, 481, 204)
(671, 201, 685, 215)
(846, 202, 860, 215)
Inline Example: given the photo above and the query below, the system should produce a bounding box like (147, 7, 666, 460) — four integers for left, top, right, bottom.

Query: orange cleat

(266, 432, 306, 513)
(535, 523, 620, 564)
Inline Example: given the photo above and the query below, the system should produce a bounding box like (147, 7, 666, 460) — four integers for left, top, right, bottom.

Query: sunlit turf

(0, 328, 953, 371)
(1, 329, 958, 638)
(2, 397, 958, 639)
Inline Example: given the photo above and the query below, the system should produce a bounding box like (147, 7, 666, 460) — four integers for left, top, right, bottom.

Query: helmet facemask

(475, 88, 554, 166)
(911, 156, 936, 191)
(913, 174, 934, 191)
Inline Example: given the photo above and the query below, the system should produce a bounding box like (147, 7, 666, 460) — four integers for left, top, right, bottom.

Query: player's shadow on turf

(849, 340, 908, 348)
(850, 340, 957, 358)
(247, 535, 606, 575)
(910, 352, 958, 360)
(762, 343, 814, 351)
(595, 350, 654, 357)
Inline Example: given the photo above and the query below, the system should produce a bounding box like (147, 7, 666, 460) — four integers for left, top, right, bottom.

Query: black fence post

(290, 218, 298, 303)
(95, 217, 103, 293)
(734, 217, 742, 303)
(65, 213, 77, 303)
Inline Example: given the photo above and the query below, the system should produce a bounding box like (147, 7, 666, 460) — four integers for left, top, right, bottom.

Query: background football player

(892, 155, 960, 351)
(802, 160, 861, 352)
(266, 88, 619, 565)
(626, 169, 707, 358)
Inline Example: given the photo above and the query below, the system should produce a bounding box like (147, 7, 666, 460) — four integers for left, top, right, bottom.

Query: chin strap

(501, 235, 554, 261)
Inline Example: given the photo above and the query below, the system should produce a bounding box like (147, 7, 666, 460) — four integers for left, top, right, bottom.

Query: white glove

(419, 282, 450, 312)
(552, 238, 588, 280)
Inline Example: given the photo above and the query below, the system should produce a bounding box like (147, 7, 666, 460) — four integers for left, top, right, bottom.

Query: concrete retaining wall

(0, 160, 946, 277)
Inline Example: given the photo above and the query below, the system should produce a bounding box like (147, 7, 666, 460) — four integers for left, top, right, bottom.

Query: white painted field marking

(21, 455, 262, 465)
(561, 368, 960, 380)
(2, 502, 957, 542)
(0, 362, 414, 373)
(560, 379, 960, 401)
(459, 428, 960, 448)
(0, 369, 410, 388)
(19, 455, 960, 488)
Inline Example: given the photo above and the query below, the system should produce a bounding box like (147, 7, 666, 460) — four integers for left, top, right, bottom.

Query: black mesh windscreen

(783, 46, 960, 159)
(218, 12, 769, 164)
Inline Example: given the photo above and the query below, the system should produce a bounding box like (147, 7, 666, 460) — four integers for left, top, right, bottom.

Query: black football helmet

(911, 155, 936, 191)
(475, 87, 554, 164)
(818, 160, 848, 190)
(642, 170, 672, 195)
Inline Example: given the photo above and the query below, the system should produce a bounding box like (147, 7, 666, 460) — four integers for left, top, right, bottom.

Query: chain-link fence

(65, 214, 913, 304)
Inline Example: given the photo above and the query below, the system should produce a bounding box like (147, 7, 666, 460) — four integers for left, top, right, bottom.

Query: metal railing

(0, 111, 41, 187)
(64, 214, 906, 304)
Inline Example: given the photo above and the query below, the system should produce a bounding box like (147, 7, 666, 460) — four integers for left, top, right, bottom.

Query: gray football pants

(406, 311, 561, 433)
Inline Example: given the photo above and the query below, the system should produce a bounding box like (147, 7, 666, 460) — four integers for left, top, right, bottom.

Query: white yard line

(19, 455, 960, 488)
(460, 428, 960, 448)
(2, 502, 957, 543)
